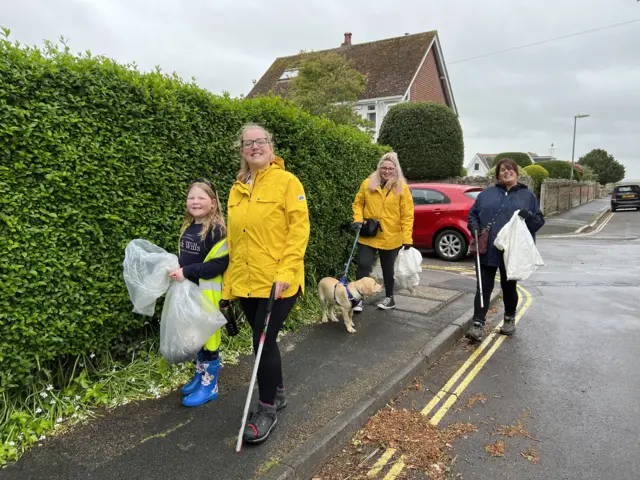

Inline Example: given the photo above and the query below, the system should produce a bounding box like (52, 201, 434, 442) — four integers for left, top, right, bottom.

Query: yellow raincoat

(352, 177, 414, 250)
(222, 157, 310, 300)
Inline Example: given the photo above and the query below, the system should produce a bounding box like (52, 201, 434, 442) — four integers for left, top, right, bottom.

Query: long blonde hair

(235, 123, 275, 183)
(367, 152, 407, 194)
(181, 181, 227, 241)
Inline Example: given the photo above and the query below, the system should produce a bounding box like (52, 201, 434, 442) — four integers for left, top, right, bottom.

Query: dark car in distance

(611, 184, 640, 212)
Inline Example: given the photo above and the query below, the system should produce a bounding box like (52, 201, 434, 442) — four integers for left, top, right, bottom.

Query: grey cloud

(1, 0, 638, 177)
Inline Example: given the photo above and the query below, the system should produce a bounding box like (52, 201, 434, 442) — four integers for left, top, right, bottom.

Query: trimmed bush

(493, 152, 533, 168)
(536, 160, 582, 180)
(524, 165, 549, 198)
(377, 102, 464, 180)
(0, 37, 384, 390)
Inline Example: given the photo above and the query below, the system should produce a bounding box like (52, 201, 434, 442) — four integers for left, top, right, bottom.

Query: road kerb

(261, 284, 502, 479)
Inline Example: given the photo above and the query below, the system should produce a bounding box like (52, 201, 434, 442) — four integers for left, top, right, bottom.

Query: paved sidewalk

(538, 198, 611, 236)
(4, 263, 497, 480)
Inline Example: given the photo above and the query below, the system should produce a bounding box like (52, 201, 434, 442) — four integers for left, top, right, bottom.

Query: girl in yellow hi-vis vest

(169, 179, 230, 407)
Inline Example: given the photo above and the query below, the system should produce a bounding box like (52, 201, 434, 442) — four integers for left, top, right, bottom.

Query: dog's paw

(346, 325, 357, 333)
(321, 317, 329, 323)
(330, 316, 340, 323)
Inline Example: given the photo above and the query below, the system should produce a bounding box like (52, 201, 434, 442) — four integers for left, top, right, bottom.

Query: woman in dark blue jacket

(466, 158, 545, 342)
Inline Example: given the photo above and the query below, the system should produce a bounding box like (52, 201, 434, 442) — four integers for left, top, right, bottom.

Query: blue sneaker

(182, 358, 220, 407)
(181, 350, 205, 396)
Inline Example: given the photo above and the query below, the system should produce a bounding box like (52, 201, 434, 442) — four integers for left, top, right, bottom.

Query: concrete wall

(539, 180, 606, 215)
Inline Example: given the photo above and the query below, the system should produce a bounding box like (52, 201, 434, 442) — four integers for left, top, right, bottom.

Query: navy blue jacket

(468, 183, 545, 267)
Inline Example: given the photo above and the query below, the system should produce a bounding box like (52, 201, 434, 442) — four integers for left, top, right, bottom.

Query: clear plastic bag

(494, 211, 544, 281)
(394, 247, 423, 293)
(123, 239, 227, 364)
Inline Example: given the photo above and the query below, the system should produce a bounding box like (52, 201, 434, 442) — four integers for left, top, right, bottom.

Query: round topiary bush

(377, 102, 464, 180)
(524, 164, 549, 197)
(493, 152, 533, 168)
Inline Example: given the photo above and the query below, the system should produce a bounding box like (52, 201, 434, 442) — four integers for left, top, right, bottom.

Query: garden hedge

(524, 164, 549, 198)
(0, 38, 384, 390)
(535, 160, 582, 181)
(377, 102, 464, 180)
(493, 152, 532, 168)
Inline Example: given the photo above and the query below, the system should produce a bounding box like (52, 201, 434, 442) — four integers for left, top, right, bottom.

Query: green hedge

(493, 152, 533, 168)
(377, 102, 464, 180)
(524, 164, 549, 198)
(0, 38, 384, 390)
(535, 160, 582, 181)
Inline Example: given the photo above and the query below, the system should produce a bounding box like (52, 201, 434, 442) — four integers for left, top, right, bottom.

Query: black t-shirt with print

(179, 223, 228, 285)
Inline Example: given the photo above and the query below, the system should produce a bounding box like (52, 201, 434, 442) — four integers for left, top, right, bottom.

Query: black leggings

(473, 260, 519, 324)
(356, 244, 399, 297)
(239, 294, 298, 405)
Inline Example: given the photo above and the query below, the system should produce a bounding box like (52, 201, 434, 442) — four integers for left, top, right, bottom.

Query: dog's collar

(334, 283, 364, 301)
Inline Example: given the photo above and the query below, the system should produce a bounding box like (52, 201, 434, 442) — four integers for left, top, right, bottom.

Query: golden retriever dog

(318, 277, 383, 333)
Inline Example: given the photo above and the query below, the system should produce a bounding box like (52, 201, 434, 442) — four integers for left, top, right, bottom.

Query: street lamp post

(569, 113, 590, 209)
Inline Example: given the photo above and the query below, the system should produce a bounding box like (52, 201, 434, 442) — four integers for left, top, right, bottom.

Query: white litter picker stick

(235, 283, 278, 453)
(475, 230, 484, 309)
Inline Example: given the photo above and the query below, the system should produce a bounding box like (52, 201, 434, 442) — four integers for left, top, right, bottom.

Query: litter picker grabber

(235, 283, 278, 453)
(339, 226, 361, 286)
(474, 230, 484, 309)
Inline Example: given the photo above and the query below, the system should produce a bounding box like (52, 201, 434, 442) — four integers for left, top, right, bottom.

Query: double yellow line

(365, 266, 533, 478)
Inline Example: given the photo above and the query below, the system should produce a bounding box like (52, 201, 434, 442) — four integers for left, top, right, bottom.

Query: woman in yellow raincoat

(352, 152, 414, 311)
(222, 124, 310, 444)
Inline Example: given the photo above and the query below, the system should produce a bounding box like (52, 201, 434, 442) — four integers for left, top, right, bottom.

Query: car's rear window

(614, 185, 640, 193)
(464, 190, 482, 200)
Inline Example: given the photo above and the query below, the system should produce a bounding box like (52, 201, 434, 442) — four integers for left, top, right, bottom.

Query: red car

(408, 183, 483, 261)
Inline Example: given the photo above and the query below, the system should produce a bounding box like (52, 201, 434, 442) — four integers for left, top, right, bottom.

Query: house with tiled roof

(247, 31, 457, 139)
(465, 153, 497, 177)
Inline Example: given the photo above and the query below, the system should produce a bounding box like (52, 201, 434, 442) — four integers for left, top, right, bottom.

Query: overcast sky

(3, 0, 639, 179)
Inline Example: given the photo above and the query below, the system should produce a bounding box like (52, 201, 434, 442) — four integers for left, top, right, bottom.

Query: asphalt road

(372, 209, 640, 479)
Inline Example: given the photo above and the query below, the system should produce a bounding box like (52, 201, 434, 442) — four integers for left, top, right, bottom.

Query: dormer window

(279, 69, 299, 80)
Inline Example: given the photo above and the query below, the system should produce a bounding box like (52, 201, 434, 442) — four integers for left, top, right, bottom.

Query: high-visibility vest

(198, 237, 228, 310)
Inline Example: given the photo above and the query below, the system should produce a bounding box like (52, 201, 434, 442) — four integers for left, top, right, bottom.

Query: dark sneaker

(353, 300, 363, 313)
(500, 315, 516, 336)
(276, 387, 287, 411)
(243, 402, 277, 444)
(466, 321, 484, 342)
(377, 297, 396, 310)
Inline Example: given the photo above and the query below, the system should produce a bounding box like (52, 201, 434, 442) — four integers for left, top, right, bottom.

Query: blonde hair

(235, 123, 274, 183)
(181, 181, 227, 241)
(367, 152, 407, 194)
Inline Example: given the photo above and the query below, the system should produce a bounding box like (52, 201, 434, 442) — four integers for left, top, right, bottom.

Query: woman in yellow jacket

(222, 124, 310, 444)
(352, 152, 414, 311)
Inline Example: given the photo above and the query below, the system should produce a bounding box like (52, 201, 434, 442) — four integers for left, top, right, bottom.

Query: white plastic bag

(494, 211, 544, 281)
(394, 247, 423, 293)
(122, 239, 227, 364)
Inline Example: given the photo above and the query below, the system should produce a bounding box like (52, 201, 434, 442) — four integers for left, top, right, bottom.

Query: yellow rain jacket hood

(222, 157, 310, 300)
(352, 177, 414, 250)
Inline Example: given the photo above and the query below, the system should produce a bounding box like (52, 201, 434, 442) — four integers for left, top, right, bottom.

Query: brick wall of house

(409, 49, 447, 105)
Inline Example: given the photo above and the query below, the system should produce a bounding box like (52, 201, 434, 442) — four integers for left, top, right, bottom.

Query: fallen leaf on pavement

(485, 440, 505, 457)
(521, 447, 540, 464)
(460, 393, 487, 411)
(495, 420, 537, 441)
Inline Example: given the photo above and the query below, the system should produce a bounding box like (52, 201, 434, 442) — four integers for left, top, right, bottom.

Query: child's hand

(169, 268, 185, 282)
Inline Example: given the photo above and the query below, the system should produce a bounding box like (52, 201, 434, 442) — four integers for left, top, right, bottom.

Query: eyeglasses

(499, 165, 515, 173)
(241, 138, 269, 149)
(380, 167, 396, 172)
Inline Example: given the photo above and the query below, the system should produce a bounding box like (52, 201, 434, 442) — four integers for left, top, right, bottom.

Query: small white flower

(74, 395, 81, 401)
(79, 362, 84, 367)
(35, 407, 43, 414)
(18, 434, 24, 440)
(71, 413, 78, 419)
(46, 384, 54, 391)
(57, 417, 63, 423)
(39, 391, 48, 398)
(75, 405, 80, 411)
(90, 352, 96, 359)
(50, 399, 55, 405)
(63, 396, 70, 401)
(8, 441, 15, 446)
(130, 378, 136, 383)
(39, 435, 46, 441)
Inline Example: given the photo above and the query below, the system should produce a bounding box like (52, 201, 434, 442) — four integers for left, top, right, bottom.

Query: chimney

(342, 32, 352, 46)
